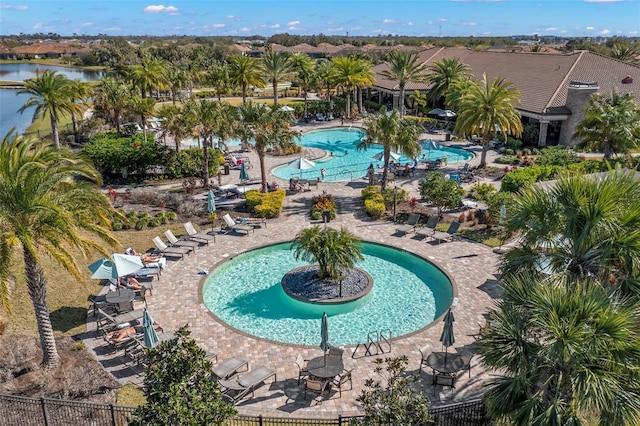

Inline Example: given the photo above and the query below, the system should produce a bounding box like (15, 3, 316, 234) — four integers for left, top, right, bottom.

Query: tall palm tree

(184, 99, 227, 186)
(381, 50, 428, 114)
(156, 104, 191, 151)
(610, 42, 640, 65)
(205, 61, 231, 101)
(315, 60, 336, 104)
(18, 70, 82, 148)
(573, 91, 640, 159)
(289, 52, 315, 97)
(68, 80, 90, 142)
(408, 90, 427, 114)
(426, 57, 471, 110)
(453, 74, 523, 168)
(292, 226, 364, 280)
(480, 273, 640, 425)
(162, 63, 189, 104)
(0, 131, 119, 368)
(331, 56, 375, 119)
(357, 106, 422, 190)
(93, 77, 131, 133)
(261, 50, 293, 106)
(130, 55, 167, 98)
(129, 96, 156, 143)
(502, 170, 640, 296)
(228, 55, 266, 105)
(237, 102, 299, 192)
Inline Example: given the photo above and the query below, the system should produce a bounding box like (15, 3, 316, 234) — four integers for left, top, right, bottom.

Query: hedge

(245, 189, 286, 218)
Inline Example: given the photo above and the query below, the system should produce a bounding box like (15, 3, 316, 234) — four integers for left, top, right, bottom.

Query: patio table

(105, 288, 135, 314)
(426, 352, 464, 375)
(307, 355, 344, 379)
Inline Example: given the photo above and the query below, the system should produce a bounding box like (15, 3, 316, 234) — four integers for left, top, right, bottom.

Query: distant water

(0, 63, 106, 137)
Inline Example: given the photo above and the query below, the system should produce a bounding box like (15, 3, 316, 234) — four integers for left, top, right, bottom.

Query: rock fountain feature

(281, 265, 373, 304)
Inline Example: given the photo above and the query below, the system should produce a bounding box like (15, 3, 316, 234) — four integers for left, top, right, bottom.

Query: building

(372, 47, 640, 147)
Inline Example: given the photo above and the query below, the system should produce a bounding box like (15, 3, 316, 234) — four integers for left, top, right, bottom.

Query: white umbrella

(438, 110, 456, 118)
(428, 108, 446, 116)
(88, 253, 144, 279)
(288, 157, 316, 170)
(280, 105, 295, 112)
(372, 151, 401, 161)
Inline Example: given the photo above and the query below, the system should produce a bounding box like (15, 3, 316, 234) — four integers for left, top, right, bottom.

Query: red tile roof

(13, 42, 84, 55)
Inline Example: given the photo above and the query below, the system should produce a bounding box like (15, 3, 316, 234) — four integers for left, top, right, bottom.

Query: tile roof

(13, 42, 84, 55)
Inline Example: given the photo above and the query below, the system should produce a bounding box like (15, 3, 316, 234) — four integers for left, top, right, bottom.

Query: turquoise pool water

(272, 128, 473, 182)
(202, 242, 453, 346)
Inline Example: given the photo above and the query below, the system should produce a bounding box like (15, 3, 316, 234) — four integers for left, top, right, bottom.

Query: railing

(0, 394, 490, 426)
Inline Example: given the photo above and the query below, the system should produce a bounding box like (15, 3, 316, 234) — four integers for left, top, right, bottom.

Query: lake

(0, 63, 106, 137)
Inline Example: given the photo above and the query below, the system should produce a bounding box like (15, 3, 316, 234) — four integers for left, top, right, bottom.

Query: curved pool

(202, 242, 454, 346)
(272, 128, 473, 182)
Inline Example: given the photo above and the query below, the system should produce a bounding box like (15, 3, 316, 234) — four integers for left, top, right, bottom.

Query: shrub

(111, 219, 123, 231)
(135, 218, 149, 230)
(138, 211, 150, 219)
(419, 172, 465, 215)
(362, 185, 382, 201)
(245, 190, 263, 211)
(500, 165, 559, 192)
(468, 182, 497, 200)
(537, 146, 578, 166)
(246, 190, 286, 218)
(166, 211, 177, 221)
(381, 187, 408, 208)
(364, 198, 386, 218)
(494, 155, 519, 165)
(148, 218, 161, 227)
(311, 193, 338, 219)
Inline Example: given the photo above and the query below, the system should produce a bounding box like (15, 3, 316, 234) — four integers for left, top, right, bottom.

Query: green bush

(126, 210, 138, 220)
(381, 187, 408, 208)
(468, 182, 497, 200)
(495, 155, 519, 165)
(310, 193, 338, 219)
(245, 190, 263, 211)
(247, 189, 286, 218)
(164, 148, 224, 179)
(135, 218, 149, 230)
(148, 218, 161, 227)
(166, 212, 178, 221)
(537, 146, 578, 166)
(364, 198, 386, 218)
(138, 211, 150, 219)
(111, 219, 123, 231)
(500, 165, 559, 192)
(362, 185, 382, 200)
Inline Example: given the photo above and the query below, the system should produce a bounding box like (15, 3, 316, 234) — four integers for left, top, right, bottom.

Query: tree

(289, 52, 316, 97)
(408, 90, 427, 114)
(292, 226, 364, 280)
(228, 54, 266, 104)
(610, 42, 640, 65)
(381, 50, 427, 114)
(0, 131, 118, 368)
(130, 326, 237, 426)
(418, 172, 465, 217)
(162, 62, 189, 104)
(18, 70, 83, 148)
(331, 56, 375, 118)
(68, 80, 90, 141)
(129, 96, 156, 143)
(237, 102, 298, 192)
(315, 60, 336, 104)
(261, 49, 293, 106)
(573, 91, 640, 159)
(93, 77, 131, 133)
(480, 273, 640, 426)
(129, 55, 167, 98)
(501, 170, 640, 296)
(358, 106, 422, 190)
(205, 61, 231, 101)
(453, 74, 523, 168)
(351, 356, 432, 425)
(426, 57, 471, 109)
(157, 104, 191, 151)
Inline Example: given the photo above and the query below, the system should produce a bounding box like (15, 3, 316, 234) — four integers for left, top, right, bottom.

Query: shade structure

(239, 162, 249, 182)
(89, 253, 144, 279)
(428, 108, 445, 116)
(280, 105, 295, 112)
(439, 308, 455, 364)
(421, 140, 440, 160)
(372, 151, 401, 162)
(207, 190, 216, 213)
(438, 110, 456, 118)
(288, 157, 316, 170)
(143, 310, 160, 349)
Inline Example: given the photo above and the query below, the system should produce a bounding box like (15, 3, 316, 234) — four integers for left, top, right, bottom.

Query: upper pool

(272, 128, 473, 182)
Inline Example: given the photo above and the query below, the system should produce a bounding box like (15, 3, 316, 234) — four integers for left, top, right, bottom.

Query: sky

(0, 0, 638, 38)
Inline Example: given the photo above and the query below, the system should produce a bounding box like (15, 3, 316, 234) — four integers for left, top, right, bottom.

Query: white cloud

(227, 15, 234, 19)
(287, 20, 300, 26)
(80, 22, 94, 27)
(327, 27, 344, 33)
(382, 19, 397, 24)
(211, 23, 225, 29)
(439, 18, 448, 22)
(545, 27, 557, 31)
(33, 22, 55, 31)
(271, 23, 280, 28)
(461, 21, 477, 26)
(599, 29, 611, 34)
(629, 30, 639, 35)
(239, 27, 250, 32)
(0, 4, 29, 10)
(407, 22, 414, 26)
(585, 26, 595, 30)
(144, 5, 179, 14)
(103, 27, 122, 32)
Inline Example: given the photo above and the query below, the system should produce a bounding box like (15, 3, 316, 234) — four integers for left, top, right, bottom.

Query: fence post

(110, 404, 117, 426)
(258, 414, 263, 426)
(40, 397, 50, 426)
(338, 415, 342, 425)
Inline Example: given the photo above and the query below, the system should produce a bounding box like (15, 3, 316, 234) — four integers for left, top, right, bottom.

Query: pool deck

(87, 122, 504, 418)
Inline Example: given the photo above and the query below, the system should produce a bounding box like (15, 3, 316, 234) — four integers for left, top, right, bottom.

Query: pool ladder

(352, 329, 392, 358)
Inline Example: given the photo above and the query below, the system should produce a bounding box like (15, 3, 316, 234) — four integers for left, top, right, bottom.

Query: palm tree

(93, 77, 130, 133)
(18, 70, 82, 148)
(357, 107, 422, 190)
(573, 91, 640, 159)
(331, 56, 375, 119)
(68, 80, 90, 142)
(261, 50, 293, 106)
(228, 55, 266, 104)
(381, 50, 428, 114)
(205, 61, 231, 101)
(315, 60, 336, 104)
(237, 102, 299, 192)
(610, 42, 640, 65)
(129, 96, 156, 143)
(130, 55, 167, 98)
(480, 273, 640, 425)
(162, 63, 189, 104)
(156, 105, 190, 151)
(184, 99, 227, 186)
(0, 131, 119, 368)
(453, 74, 523, 168)
(289, 52, 316, 97)
(502, 170, 640, 296)
(292, 226, 364, 280)
(408, 90, 427, 115)
(426, 57, 471, 109)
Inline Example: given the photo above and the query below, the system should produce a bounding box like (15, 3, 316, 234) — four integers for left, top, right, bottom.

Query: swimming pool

(272, 128, 473, 182)
(202, 242, 454, 347)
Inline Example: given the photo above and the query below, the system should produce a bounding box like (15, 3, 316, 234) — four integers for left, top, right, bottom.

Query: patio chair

(419, 343, 432, 374)
(304, 377, 330, 404)
(219, 366, 276, 405)
(222, 214, 254, 235)
(396, 213, 421, 236)
(332, 369, 353, 397)
(151, 236, 192, 259)
(211, 356, 249, 381)
(164, 229, 200, 251)
(431, 222, 461, 244)
(459, 348, 474, 378)
(328, 346, 344, 361)
(184, 221, 216, 244)
(295, 354, 310, 385)
(433, 372, 456, 389)
(415, 216, 439, 239)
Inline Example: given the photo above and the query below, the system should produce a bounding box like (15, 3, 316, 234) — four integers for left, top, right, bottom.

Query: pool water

(272, 128, 473, 182)
(202, 242, 453, 346)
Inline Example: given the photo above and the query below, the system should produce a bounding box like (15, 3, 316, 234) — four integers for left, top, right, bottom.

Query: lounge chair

(151, 236, 192, 259)
(164, 229, 200, 250)
(396, 213, 421, 236)
(432, 222, 461, 244)
(219, 366, 276, 405)
(95, 307, 144, 333)
(415, 216, 439, 239)
(211, 356, 248, 381)
(222, 214, 254, 235)
(184, 221, 216, 244)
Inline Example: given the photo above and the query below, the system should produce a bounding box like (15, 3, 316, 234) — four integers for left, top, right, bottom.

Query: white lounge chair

(151, 236, 192, 259)
(164, 229, 200, 250)
(222, 214, 254, 235)
(184, 221, 216, 244)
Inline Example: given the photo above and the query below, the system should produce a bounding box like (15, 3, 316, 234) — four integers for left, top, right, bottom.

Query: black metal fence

(0, 394, 490, 426)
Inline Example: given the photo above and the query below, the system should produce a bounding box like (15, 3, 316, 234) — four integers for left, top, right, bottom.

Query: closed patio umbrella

(320, 312, 329, 365)
(207, 189, 216, 231)
(239, 162, 249, 182)
(143, 310, 160, 349)
(439, 308, 455, 364)
(88, 253, 144, 279)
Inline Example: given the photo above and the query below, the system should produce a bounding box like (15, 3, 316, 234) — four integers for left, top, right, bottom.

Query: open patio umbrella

(320, 312, 329, 365)
(428, 108, 445, 116)
(288, 157, 316, 170)
(438, 110, 456, 118)
(439, 308, 455, 365)
(372, 151, 401, 162)
(88, 253, 143, 279)
(280, 105, 295, 112)
(421, 140, 440, 160)
(143, 310, 160, 349)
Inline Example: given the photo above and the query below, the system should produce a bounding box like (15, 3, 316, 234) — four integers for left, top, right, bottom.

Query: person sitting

(289, 178, 303, 193)
(388, 162, 398, 176)
(124, 247, 138, 256)
(119, 275, 142, 291)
